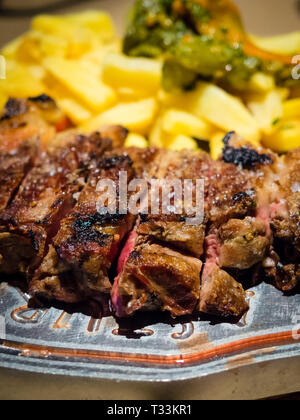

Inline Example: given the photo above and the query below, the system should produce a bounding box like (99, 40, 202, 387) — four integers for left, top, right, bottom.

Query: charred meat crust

(222, 131, 273, 169)
(0, 131, 113, 277)
(1, 119, 299, 319)
(112, 149, 209, 318)
(0, 138, 39, 212)
(0, 98, 28, 121)
(30, 152, 136, 304)
(113, 239, 202, 318)
(137, 214, 206, 258)
(28, 94, 56, 105)
(200, 264, 249, 318)
(0, 97, 61, 152)
(1, 95, 58, 122)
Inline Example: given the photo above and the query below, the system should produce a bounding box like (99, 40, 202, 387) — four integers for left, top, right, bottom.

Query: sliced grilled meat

(199, 233, 248, 318)
(30, 152, 135, 304)
(136, 149, 210, 258)
(271, 149, 300, 249)
(200, 263, 249, 318)
(198, 132, 275, 318)
(0, 97, 65, 150)
(222, 132, 300, 292)
(112, 149, 209, 318)
(112, 235, 202, 318)
(0, 131, 112, 277)
(0, 97, 64, 217)
(262, 149, 300, 291)
(218, 217, 269, 270)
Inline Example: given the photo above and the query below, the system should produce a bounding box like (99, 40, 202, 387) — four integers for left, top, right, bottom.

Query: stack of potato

(1, 11, 300, 156)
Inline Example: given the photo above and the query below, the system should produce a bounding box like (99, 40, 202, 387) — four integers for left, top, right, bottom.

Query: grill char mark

(222, 131, 273, 169)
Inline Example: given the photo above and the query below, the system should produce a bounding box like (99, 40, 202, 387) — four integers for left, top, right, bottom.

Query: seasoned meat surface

(200, 263, 249, 318)
(111, 149, 209, 317)
(0, 131, 112, 276)
(0, 97, 64, 150)
(0, 138, 39, 212)
(218, 217, 269, 270)
(0, 119, 299, 319)
(138, 149, 210, 257)
(221, 133, 300, 292)
(0, 96, 64, 213)
(112, 238, 202, 318)
(30, 152, 136, 304)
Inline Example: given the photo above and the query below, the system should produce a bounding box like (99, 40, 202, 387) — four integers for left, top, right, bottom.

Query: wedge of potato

(1, 36, 24, 60)
(57, 98, 92, 124)
(82, 42, 121, 68)
(32, 11, 115, 43)
(168, 134, 198, 151)
(248, 90, 283, 136)
(210, 131, 226, 160)
(66, 10, 115, 43)
(250, 72, 275, 92)
(162, 108, 213, 140)
(263, 120, 300, 152)
(117, 87, 152, 102)
(102, 53, 162, 93)
(125, 133, 148, 148)
(249, 32, 300, 55)
(43, 57, 117, 112)
(149, 115, 166, 148)
(81, 98, 158, 134)
(188, 83, 260, 144)
(0, 61, 46, 97)
(0, 92, 7, 111)
(283, 98, 300, 120)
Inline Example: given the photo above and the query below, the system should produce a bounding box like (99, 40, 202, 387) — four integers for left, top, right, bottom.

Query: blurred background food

(0, 0, 300, 156)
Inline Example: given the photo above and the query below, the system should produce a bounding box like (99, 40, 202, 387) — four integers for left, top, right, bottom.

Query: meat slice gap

(0, 130, 113, 278)
(29, 151, 136, 305)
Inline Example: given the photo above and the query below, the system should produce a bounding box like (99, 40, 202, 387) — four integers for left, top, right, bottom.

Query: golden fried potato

(102, 53, 162, 93)
(43, 57, 117, 112)
(248, 90, 283, 136)
(125, 133, 148, 148)
(283, 98, 300, 120)
(168, 134, 198, 151)
(249, 32, 300, 55)
(263, 120, 300, 152)
(188, 83, 260, 144)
